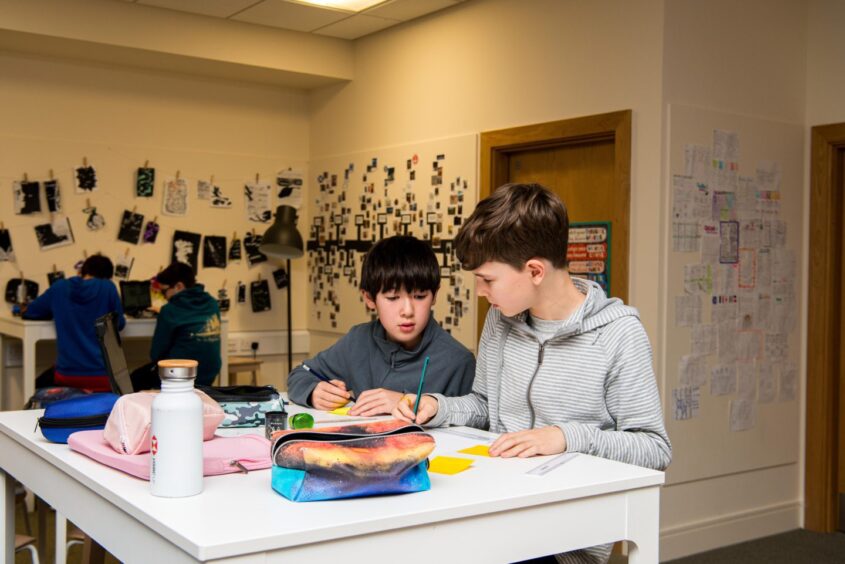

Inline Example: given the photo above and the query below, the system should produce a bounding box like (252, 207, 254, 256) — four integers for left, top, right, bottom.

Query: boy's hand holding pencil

(303, 364, 352, 411)
(393, 394, 438, 424)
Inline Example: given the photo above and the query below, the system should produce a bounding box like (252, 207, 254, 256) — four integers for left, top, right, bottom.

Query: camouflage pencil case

(197, 385, 283, 428)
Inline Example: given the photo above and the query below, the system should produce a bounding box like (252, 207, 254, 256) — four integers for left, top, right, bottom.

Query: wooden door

(839, 148, 845, 533)
(477, 111, 631, 337)
(807, 123, 845, 532)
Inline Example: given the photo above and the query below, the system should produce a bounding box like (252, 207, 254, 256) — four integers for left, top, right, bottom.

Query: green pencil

(412, 356, 430, 416)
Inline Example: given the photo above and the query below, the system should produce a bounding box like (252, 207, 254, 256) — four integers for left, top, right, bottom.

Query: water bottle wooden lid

(157, 359, 198, 380)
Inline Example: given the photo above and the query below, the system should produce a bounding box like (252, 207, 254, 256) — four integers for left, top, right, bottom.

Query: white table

(0, 317, 229, 407)
(0, 409, 664, 563)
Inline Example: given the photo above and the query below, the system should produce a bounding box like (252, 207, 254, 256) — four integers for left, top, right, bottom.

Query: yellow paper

(329, 406, 351, 416)
(428, 456, 473, 475)
(457, 445, 490, 457)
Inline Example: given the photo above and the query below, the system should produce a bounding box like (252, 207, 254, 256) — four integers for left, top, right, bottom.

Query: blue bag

(37, 393, 119, 444)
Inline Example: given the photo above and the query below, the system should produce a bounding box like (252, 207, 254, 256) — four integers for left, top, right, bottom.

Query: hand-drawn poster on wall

(307, 135, 478, 348)
(666, 104, 803, 483)
(567, 222, 611, 296)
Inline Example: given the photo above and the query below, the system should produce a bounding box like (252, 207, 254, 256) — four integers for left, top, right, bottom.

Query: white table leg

(23, 337, 37, 409)
(0, 333, 5, 410)
(55, 512, 67, 564)
(0, 468, 14, 564)
(626, 486, 660, 564)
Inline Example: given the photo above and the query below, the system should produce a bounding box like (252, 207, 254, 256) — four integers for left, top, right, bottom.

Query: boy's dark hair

(80, 255, 114, 279)
(454, 183, 569, 270)
(360, 236, 441, 297)
(156, 262, 196, 288)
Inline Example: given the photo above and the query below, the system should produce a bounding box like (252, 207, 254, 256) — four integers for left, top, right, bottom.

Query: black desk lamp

(259, 205, 304, 373)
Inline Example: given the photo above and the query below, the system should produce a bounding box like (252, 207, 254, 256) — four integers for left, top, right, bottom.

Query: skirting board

(660, 501, 801, 561)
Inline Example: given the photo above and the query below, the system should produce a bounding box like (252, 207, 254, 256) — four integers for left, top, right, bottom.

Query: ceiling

(116, 0, 467, 40)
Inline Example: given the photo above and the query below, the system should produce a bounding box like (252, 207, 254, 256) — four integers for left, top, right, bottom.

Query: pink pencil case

(104, 390, 225, 455)
(68, 430, 271, 479)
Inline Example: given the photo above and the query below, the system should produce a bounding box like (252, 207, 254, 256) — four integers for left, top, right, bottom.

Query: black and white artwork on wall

(250, 279, 271, 313)
(75, 166, 97, 193)
(84, 206, 106, 231)
(34, 216, 75, 250)
(0, 229, 14, 262)
(47, 270, 66, 286)
(45, 179, 62, 212)
(117, 210, 145, 245)
(13, 181, 41, 215)
(202, 236, 227, 269)
(162, 177, 188, 216)
(243, 232, 267, 267)
(229, 237, 242, 262)
(171, 230, 201, 273)
(272, 268, 288, 289)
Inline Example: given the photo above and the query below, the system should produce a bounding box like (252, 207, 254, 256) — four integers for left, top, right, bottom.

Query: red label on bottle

(151, 435, 158, 455)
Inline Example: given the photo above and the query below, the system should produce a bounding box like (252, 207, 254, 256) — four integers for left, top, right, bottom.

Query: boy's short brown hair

(454, 183, 569, 270)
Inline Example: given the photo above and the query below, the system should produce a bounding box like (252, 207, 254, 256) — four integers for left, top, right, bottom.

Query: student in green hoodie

(131, 262, 221, 389)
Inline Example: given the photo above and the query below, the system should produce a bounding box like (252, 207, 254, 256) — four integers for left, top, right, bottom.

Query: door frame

(806, 122, 845, 531)
(477, 110, 632, 337)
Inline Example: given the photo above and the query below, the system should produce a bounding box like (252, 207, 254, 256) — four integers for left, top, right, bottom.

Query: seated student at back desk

(287, 236, 475, 416)
(131, 262, 221, 390)
(394, 184, 672, 564)
(22, 255, 126, 392)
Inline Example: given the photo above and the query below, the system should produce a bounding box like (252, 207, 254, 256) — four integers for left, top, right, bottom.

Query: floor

(663, 529, 845, 564)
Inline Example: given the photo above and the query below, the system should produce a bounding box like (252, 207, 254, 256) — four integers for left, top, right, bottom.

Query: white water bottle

(150, 359, 203, 497)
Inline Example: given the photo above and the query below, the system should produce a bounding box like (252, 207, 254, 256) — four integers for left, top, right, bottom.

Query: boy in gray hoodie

(287, 236, 475, 416)
(395, 183, 671, 564)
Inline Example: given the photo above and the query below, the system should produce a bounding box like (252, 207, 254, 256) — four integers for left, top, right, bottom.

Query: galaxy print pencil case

(270, 419, 435, 502)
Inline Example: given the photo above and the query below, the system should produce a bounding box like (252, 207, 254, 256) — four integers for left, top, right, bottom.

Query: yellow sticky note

(428, 456, 473, 475)
(458, 445, 490, 457)
(329, 406, 351, 416)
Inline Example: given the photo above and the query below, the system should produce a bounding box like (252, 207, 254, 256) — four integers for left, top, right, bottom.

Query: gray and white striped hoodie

(428, 277, 672, 471)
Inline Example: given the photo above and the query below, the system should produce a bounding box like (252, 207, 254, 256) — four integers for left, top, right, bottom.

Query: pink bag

(68, 430, 271, 479)
(103, 390, 225, 455)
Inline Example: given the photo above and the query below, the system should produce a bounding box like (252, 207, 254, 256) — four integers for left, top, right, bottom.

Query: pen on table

(301, 363, 355, 400)
(412, 356, 430, 416)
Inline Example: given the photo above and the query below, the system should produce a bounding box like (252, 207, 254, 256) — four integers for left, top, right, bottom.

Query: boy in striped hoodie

(394, 183, 671, 564)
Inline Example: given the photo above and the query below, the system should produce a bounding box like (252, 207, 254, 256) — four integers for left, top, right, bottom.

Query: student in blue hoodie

(23, 255, 126, 392)
(131, 262, 222, 389)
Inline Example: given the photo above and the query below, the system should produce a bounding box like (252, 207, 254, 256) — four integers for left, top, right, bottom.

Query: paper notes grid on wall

(671, 129, 797, 432)
(307, 137, 477, 345)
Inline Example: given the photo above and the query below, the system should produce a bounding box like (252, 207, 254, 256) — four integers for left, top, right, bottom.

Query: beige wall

(806, 0, 845, 125)
(660, 0, 808, 559)
(310, 0, 667, 346)
(0, 49, 311, 395)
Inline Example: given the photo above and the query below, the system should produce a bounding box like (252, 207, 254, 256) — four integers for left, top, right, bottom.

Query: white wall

(660, 0, 808, 559)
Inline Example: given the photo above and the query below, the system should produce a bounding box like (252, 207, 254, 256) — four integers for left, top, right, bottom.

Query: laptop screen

(120, 280, 152, 313)
(95, 312, 135, 395)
